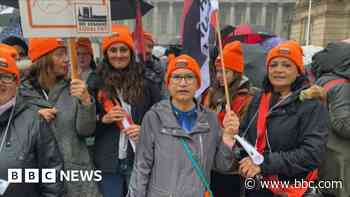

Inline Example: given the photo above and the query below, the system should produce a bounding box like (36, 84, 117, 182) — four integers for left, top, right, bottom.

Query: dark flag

(180, 0, 218, 96)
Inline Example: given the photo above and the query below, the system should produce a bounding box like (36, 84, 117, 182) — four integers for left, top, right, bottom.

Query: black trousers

(211, 171, 242, 197)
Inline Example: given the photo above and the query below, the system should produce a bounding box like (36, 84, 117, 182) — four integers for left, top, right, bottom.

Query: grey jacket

(316, 73, 350, 197)
(19, 79, 101, 197)
(0, 95, 64, 197)
(128, 100, 235, 197)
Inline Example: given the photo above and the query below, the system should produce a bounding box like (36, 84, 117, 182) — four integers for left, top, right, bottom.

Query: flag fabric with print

(181, 0, 219, 97)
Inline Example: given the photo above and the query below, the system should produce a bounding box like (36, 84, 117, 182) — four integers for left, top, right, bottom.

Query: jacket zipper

(199, 135, 204, 167)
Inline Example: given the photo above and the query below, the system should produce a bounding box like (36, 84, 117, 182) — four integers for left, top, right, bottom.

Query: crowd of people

(0, 23, 349, 197)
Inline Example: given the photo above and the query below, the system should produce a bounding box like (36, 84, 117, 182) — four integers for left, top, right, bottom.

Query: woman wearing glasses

(236, 41, 329, 197)
(93, 24, 160, 197)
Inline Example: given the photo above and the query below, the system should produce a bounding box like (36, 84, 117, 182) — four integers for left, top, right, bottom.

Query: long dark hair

(262, 74, 310, 93)
(89, 54, 97, 70)
(98, 52, 144, 105)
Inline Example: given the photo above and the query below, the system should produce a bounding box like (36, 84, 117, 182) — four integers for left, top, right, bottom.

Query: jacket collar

(251, 87, 308, 117)
(20, 79, 69, 108)
(0, 95, 29, 126)
(153, 99, 210, 138)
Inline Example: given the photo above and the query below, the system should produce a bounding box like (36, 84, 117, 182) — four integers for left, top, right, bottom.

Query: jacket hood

(0, 95, 30, 126)
(311, 42, 350, 80)
(19, 79, 68, 108)
(19, 80, 52, 108)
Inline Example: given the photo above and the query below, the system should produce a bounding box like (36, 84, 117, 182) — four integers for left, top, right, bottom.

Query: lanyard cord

(241, 92, 293, 150)
(0, 101, 16, 153)
(42, 89, 49, 101)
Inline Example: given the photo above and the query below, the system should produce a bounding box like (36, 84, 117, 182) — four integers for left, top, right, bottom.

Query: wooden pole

(68, 38, 79, 80)
(215, 12, 231, 108)
(306, 0, 312, 46)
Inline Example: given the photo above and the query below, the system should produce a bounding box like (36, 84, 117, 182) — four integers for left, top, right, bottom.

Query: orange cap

(0, 43, 18, 60)
(215, 41, 244, 73)
(102, 24, 134, 54)
(28, 37, 65, 62)
(165, 54, 201, 87)
(76, 37, 93, 55)
(266, 40, 304, 73)
(0, 53, 20, 82)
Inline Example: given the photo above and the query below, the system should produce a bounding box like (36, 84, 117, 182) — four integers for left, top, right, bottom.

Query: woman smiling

(236, 41, 329, 197)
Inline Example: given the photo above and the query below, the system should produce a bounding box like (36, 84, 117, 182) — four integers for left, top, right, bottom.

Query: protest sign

(19, 0, 111, 37)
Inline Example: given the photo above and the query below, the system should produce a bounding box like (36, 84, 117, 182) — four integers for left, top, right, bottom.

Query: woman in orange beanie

(76, 37, 99, 154)
(235, 40, 328, 197)
(19, 37, 101, 197)
(93, 24, 160, 197)
(76, 37, 97, 81)
(202, 41, 256, 197)
(203, 41, 256, 122)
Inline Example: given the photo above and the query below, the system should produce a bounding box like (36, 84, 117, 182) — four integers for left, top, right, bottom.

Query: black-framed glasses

(171, 74, 196, 84)
(0, 73, 16, 84)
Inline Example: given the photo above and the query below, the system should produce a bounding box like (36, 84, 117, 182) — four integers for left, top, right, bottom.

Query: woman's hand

(122, 124, 141, 143)
(38, 108, 57, 122)
(222, 105, 240, 147)
(70, 79, 91, 106)
(101, 105, 126, 124)
(239, 157, 261, 178)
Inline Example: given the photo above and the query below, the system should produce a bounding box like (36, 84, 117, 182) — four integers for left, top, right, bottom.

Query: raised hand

(70, 79, 91, 105)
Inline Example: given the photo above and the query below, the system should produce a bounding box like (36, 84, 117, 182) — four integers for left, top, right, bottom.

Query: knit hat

(131, 32, 155, 44)
(2, 36, 28, 56)
(165, 54, 201, 87)
(143, 32, 154, 44)
(28, 37, 65, 62)
(266, 40, 304, 73)
(0, 44, 18, 60)
(215, 41, 244, 73)
(102, 24, 134, 54)
(76, 37, 93, 55)
(0, 53, 20, 82)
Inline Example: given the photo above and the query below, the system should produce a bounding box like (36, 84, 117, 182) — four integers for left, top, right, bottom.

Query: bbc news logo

(8, 169, 102, 183)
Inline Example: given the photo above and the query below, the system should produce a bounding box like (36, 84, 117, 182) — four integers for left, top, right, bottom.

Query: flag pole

(306, 0, 312, 46)
(68, 38, 79, 80)
(215, 11, 231, 108)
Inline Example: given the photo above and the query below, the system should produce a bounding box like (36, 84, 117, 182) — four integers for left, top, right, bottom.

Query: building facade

(290, 0, 350, 46)
(121, 0, 296, 45)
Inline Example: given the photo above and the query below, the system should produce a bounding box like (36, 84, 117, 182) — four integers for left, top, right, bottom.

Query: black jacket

(144, 56, 164, 87)
(0, 96, 64, 197)
(238, 89, 329, 182)
(94, 78, 161, 173)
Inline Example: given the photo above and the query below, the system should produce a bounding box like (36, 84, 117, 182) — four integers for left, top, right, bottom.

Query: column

(230, 3, 236, 25)
(261, 3, 267, 26)
(168, 2, 174, 35)
(245, 3, 251, 24)
(152, 2, 159, 35)
(275, 3, 283, 35)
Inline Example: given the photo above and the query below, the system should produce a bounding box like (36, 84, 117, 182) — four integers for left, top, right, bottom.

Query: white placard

(19, 0, 112, 37)
(0, 179, 10, 195)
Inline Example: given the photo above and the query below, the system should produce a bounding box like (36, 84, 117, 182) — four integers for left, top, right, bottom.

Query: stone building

(290, 0, 350, 46)
(121, 0, 296, 45)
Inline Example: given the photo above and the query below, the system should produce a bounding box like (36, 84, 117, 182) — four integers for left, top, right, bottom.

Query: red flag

(133, 0, 146, 62)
